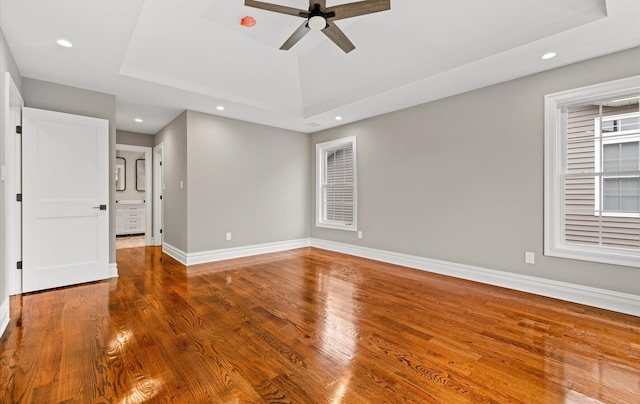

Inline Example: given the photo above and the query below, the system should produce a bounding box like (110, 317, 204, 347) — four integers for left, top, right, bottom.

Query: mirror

(136, 159, 145, 191)
(116, 157, 126, 191)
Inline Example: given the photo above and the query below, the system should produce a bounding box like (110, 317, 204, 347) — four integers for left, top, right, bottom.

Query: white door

(22, 107, 109, 293)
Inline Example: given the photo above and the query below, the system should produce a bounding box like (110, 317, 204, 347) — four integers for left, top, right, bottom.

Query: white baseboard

(310, 238, 640, 317)
(109, 263, 118, 278)
(163, 242, 188, 265)
(0, 297, 9, 337)
(159, 237, 638, 316)
(187, 238, 310, 266)
(163, 239, 311, 267)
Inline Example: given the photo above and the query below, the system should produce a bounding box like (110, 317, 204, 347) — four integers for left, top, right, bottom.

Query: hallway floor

(115, 234, 145, 249)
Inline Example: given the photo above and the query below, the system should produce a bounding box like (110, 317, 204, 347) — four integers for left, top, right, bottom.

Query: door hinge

(160, 161, 162, 166)
(16, 193, 22, 202)
(17, 261, 22, 270)
(160, 229, 163, 234)
(160, 195, 163, 200)
(16, 125, 22, 134)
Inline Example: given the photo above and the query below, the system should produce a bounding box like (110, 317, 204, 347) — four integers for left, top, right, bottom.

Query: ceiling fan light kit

(307, 15, 327, 31)
(244, 0, 391, 53)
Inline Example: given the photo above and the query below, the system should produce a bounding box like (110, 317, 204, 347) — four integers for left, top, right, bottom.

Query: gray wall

(311, 47, 640, 296)
(154, 111, 188, 251)
(0, 28, 22, 308)
(186, 110, 310, 253)
(116, 130, 155, 148)
(21, 78, 118, 264)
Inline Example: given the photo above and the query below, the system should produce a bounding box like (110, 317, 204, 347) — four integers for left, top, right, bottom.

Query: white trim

(0, 297, 9, 337)
(316, 136, 358, 232)
(186, 239, 311, 266)
(310, 238, 640, 316)
(164, 236, 639, 315)
(4, 72, 24, 296)
(109, 263, 118, 278)
(544, 75, 640, 268)
(162, 242, 188, 265)
(153, 143, 163, 246)
(162, 239, 312, 267)
(115, 144, 153, 246)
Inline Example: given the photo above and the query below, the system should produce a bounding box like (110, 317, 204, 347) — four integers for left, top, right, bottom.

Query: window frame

(316, 136, 358, 232)
(544, 75, 640, 268)
(593, 112, 640, 218)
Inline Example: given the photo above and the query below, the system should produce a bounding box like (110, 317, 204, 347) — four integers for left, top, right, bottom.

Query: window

(594, 113, 640, 216)
(316, 137, 357, 231)
(545, 76, 640, 267)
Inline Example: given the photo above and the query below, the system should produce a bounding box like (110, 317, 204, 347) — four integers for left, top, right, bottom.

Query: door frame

(153, 143, 163, 247)
(115, 144, 153, 246)
(4, 72, 24, 296)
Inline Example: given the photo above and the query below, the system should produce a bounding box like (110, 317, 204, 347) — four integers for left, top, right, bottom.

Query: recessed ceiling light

(56, 39, 73, 48)
(216, 105, 225, 111)
(541, 52, 556, 60)
(134, 118, 143, 123)
(335, 116, 343, 121)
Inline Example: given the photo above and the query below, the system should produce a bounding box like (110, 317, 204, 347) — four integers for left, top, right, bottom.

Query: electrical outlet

(226, 232, 231, 241)
(525, 251, 535, 264)
(358, 231, 363, 239)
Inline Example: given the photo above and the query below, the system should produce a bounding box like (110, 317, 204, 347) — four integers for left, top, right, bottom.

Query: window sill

(316, 222, 357, 232)
(545, 243, 640, 268)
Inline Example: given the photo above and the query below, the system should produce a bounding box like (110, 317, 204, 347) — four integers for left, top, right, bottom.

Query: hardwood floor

(1, 247, 638, 403)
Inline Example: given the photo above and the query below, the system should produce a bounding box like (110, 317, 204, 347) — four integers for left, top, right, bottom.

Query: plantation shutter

(324, 144, 354, 224)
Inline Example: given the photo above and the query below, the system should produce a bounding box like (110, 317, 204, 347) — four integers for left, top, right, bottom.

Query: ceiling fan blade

(280, 22, 311, 50)
(245, 0, 306, 17)
(322, 23, 356, 53)
(327, 0, 390, 21)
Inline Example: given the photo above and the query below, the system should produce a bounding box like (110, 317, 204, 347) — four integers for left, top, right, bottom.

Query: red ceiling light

(241, 16, 256, 27)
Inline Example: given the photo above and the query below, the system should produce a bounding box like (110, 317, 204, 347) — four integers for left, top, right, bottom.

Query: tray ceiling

(1, 0, 639, 133)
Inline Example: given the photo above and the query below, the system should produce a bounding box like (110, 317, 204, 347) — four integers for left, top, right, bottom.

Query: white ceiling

(1, 0, 639, 134)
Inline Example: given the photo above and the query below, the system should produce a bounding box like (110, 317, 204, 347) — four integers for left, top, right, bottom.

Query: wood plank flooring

(1, 246, 639, 403)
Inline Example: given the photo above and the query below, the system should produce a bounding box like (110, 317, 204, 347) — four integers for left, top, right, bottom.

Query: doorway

(115, 144, 152, 248)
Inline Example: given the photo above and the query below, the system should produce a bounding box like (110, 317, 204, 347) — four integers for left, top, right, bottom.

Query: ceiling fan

(244, 0, 390, 53)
